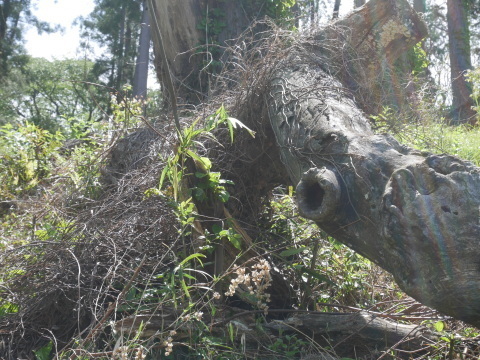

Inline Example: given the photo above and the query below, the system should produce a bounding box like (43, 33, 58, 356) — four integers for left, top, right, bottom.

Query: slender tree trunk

(133, 0, 151, 99)
(116, 5, 126, 90)
(309, 0, 316, 27)
(332, 0, 341, 19)
(447, 0, 476, 125)
(124, 20, 133, 82)
(0, 0, 10, 77)
(0, 0, 10, 43)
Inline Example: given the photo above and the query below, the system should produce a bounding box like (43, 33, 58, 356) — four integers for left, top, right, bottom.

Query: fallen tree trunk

(265, 311, 437, 357)
(148, 0, 480, 328)
(113, 308, 438, 358)
(267, 0, 480, 327)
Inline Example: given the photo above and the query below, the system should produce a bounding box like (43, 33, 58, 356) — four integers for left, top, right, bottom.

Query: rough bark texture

(147, 0, 480, 329)
(268, 0, 480, 328)
(311, 0, 427, 115)
(265, 311, 437, 357)
(149, 0, 257, 102)
(447, 0, 476, 125)
(149, 0, 204, 101)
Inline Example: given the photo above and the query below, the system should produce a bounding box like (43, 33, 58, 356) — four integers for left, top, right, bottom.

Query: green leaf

(0, 302, 18, 317)
(228, 322, 235, 343)
(158, 165, 169, 190)
(228, 234, 242, 250)
(33, 341, 53, 360)
(182, 273, 196, 280)
(193, 187, 206, 201)
(217, 189, 230, 203)
(219, 230, 229, 237)
(301, 268, 335, 285)
(212, 224, 223, 234)
(181, 278, 191, 299)
(179, 253, 206, 267)
(434, 321, 445, 332)
(280, 247, 306, 257)
(195, 172, 208, 178)
(199, 156, 212, 170)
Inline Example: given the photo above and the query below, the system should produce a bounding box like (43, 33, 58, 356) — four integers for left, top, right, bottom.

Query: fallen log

(113, 308, 438, 358)
(267, 0, 480, 327)
(265, 311, 437, 358)
(148, 0, 480, 329)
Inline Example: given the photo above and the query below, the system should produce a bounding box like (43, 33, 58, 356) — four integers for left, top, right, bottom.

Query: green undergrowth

(372, 106, 480, 166)
(2, 90, 480, 358)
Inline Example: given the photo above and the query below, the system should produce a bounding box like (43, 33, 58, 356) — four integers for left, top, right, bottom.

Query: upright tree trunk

(0, 0, 9, 42)
(149, 0, 269, 102)
(309, 0, 317, 27)
(0, 0, 11, 76)
(332, 0, 341, 19)
(133, 0, 151, 99)
(447, 0, 476, 125)
(116, 5, 127, 91)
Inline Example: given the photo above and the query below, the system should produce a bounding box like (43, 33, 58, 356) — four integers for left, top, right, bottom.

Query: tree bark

(312, 0, 427, 114)
(133, 0, 151, 99)
(149, 0, 254, 102)
(332, 0, 341, 19)
(267, 0, 480, 328)
(116, 5, 127, 91)
(148, 0, 480, 328)
(149, 0, 280, 102)
(447, 0, 476, 125)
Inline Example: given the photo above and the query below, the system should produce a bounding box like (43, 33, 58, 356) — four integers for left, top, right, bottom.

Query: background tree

(332, 0, 341, 19)
(79, 0, 142, 95)
(149, 0, 297, 102)
(132, 0, 151, 99)
(1, 58, 104, 133)
(447, 0, 476, 124)
(0, 0, 55, 80)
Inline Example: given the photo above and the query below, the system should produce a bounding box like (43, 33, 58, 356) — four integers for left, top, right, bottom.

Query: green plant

(268, 332, 307, 358)
(261, 188, 377, 309)
(371, 105, 480, 166)
(264, 0, 296, 24)
(466, 66, 480, 123)
(0, 301, 19, 317)
(0, 122, 63, 197)
(33, 341, 53, 360)
(151, 105, 253, 254)
(408, 42, 430, 77)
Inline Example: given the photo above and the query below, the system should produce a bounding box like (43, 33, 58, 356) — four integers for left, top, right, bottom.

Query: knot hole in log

(296, 167, 341, 222)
